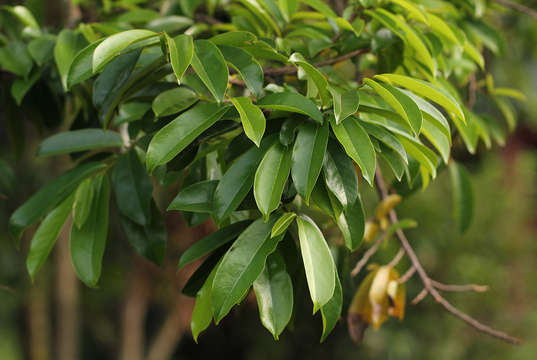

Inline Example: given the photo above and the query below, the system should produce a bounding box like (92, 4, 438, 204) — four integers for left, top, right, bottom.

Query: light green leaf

(37, 129, 123, 157)
(289, 52, 330, 105)
(212, 215, 284, 323)
(191, 40, 229, 102)
(152, 87, 199, 117)
(231, 97, 266, 147)
(361, 122, 408, 163)
(254, 142, 292, 220)
(449, 161, 474, 233)
(219, 45, 264, 96)
(301, 0, 337, 18)
(320, 270, 342, 342)
(146, 102, 230, 173)
(70, 174, 110, 287)
(363, 78, 422, 135)
(257, 92, 323, 123)
(271, 212, 297, 238)
(93, 29, 156, 72)
(328, 86, 359, 124)
(54, 29, 87, 90)
(329, 116, 376, 185)
(167, 33, 193, 83)
(26, 193, 74, 280)
(297, 215, 336, 312)
(7, 5, 40, 29)
(73, 178, 94, 229)
(291, 121, 329, 203)
(191, 260, 218, 342)
(210, 31, 257, 46)
(253, 251, 294, 340)
(67, 39, 103, 89)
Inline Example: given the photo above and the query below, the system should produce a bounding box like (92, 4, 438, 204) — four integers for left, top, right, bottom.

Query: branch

(374, 167, 522, 345)
(263, 48, 368, 76)
(494, 0, 537, 20)
(351, 229, 390, 277)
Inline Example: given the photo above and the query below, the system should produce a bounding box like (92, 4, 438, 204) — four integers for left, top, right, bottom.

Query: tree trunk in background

(28, 262, 51, 360)
(120, 258, 151, 360)
(56, 218, 79, 360)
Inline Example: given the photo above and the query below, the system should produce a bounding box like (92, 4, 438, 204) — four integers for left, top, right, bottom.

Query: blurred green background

(1, 1, 536, 359)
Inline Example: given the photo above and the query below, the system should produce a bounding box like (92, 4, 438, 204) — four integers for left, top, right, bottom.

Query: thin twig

(412, 289, 429, 305)
(398, 265, 416, 284)
(388, 248, 405, 268)
(494, 0, 537, 20)
(351, 230, 390, 277)
(432, 281, 489, 293)
(263, 48, 368, 76)
(374, 167, 522, 345)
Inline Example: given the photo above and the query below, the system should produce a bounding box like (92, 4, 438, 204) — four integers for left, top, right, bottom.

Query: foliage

(0, 0, 527, 344)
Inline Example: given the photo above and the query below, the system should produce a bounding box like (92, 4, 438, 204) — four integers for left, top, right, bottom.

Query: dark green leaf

(336, 197, 365, 251)
(37, 129, 123, 157)
(219, 45, 264, 96)
(291, 121, 329, 203)
(191, 40, 229, 102)
(152, 87, 199, 117)
(67, 39, 103, 89)
(328, 86, 359, 124)
(54, 29, 87, 90)
(168, 180, 218, 213)
(322, 140, 358, 208)
(320, 270, 342, 342)
(257, 92, 323, 123)
(73, 178, 94, 229)
(167, 33, 193, 83)
(191, 260, 218, 342)
(70, 174, 110, 287)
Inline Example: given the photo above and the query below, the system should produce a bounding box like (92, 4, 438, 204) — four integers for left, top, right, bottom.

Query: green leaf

(167, 33, 193, 83)
(231, 97, 266, 147)
(152, 87, 199, 117)
(271, 212, 297, 238)
(363, 78, 422, 135)
(328, 86, 359, 124)
(421, 116, 450, 163)
(9, 162, 106, 243)
(26, 193, 74, 280)
(146, 16, 193, 33)
(398, 136, 438, 178)
(37, 129, 123, 157)
(212, 215, 284, 323)
(191, 40, 229, 102)
(449, 161, 473, 233)
(6, 5, 40, 29)
(210, 31, 257, 46)
(361, 122, 408, 163)
(289, 52, 330, 105)
(11, 69, 40, 105)
(191, 260, 219, 342)
(0, 41, 32, 77)
(322, 140, 359, 208)
(168, 180, 218, 213)
(73, 178, 94, 229)
(146, 102, 229, 173)
(375, 74, 466, 124)
(301, 0, 337, 18)
(213, 145, 264, 225)
(378, 143, 407, 181)
(93, 29, 156, 73)
(67, 39, 103, 89)
(320, 270, 342, 342)
(28, 35, 56, 66)
(253, 251, 294, 340)
(329, 116, 376, 185)
(278, 0, 298, 21)
(54, 29, 87, 90)
(296, 215, 336, 312)
(70, 174, 110, 287)
(254, 142, 292, 220)
(178, 220, 252, 269)
(219, 45, 264, 96)
(112, 150, 153, 225)
(336, 197, 365, 251)
(257, 92, 323, 123)
(119, 201, 167, 266)
(291, 121, 329, 203)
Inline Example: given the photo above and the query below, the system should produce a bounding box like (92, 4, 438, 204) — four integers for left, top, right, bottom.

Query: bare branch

(411, 289, 428, 305)
(494, 0, 537, 20)
(432, 280, 489, 293)
(398, 265, 416, 284)
(374, 167, 522, 345)
(351, 230, 390, 277)
(388, 248, 405, 268)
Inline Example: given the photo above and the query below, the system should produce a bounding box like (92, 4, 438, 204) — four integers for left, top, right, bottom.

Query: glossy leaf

(336, 196, 365, 251)
(320, 270, 342, 342)
(191, 40, 229, 102)
(210, 31, 257, 46)
(254, 142, 292, 220)
(291, 121, 329, 203)
(93, 29, 156, 72)
(296, 215, 336, 312)
(178, 220, 252, 269)
(54, 30, 86, 90)
(449, 161, 474, 233)
(9, 162, 105, 243)
(212, 215, 283, 323)
(167, 33, 193, 83)
(329, 116, 376, 185)
(363, 78, 422, 135)
(253, 251, 294, 340)
(70, 174, 110, 287)
(73, 178, 94, 229)
(168, 180, 218, 213)
(328, 86, 359, 124)
(26, 193, 74, 280)
(112, 150, 153, 225)
(219, 45, 264, 96)
(67, 39, 103, 89)
(231, 97, 266, 147)
(361, 122, 407, 163)
(146, 102, 229, 173)
(152, 87, 199, 117)
(289, 52, 330, 105)
(37, 129, 123, 157)
(271, 212, 297, 238)
(322, 140, 359, 208)
(257, 92, 323, 123)
(191, 261, 218, 342)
